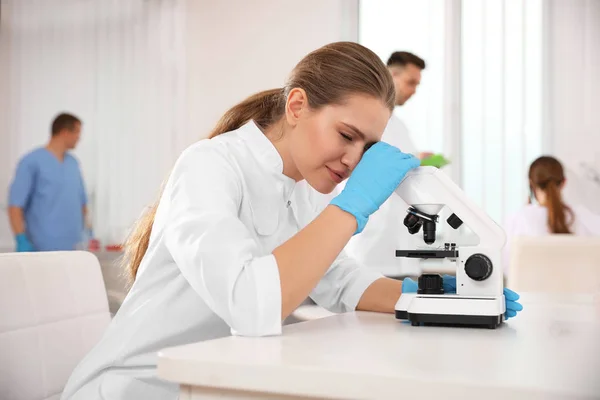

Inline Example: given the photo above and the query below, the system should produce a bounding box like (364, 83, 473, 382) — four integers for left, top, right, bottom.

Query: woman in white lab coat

(504, 156, 600, 270)
(62, 42, 521, 400)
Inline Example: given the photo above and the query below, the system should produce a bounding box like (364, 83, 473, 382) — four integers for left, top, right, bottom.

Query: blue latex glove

(330, 142, 420, 234)
(402, 276, 523, 320)
(503, 288, 523, 319)
(15, 233, 35, 252)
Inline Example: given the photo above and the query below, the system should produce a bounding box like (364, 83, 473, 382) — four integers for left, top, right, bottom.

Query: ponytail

(528, 156, 573, 235)
(123, 89, 285, 284)
(544, 180, 573, 234)
(208, 89, 285, 138)
(122, 203, 158, 285)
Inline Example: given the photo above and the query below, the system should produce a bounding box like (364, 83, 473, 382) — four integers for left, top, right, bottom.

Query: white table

(158, 294, 600, 400)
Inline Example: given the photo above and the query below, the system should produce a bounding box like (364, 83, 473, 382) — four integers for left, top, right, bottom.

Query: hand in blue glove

(503, 287, 523, 319)
(402, 275, 523, 320)
(15, 233, 35, 252)
(330, 142, 420, 234)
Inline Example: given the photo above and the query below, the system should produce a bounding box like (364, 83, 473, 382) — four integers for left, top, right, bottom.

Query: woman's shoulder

(571, 203, 599, 217)
(167, 136, 247, 199)
(504, 204, 547, 235)
(507, 204, 546, 220)
(176, 131, 247, 171)
(570, 204, 600, 235)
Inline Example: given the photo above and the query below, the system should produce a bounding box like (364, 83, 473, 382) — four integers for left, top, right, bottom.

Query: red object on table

(105, 244, 123, 252)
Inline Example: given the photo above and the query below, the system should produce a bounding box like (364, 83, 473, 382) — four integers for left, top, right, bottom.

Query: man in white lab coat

(338, 51, 432, 278)
(384, 51, 431, 159)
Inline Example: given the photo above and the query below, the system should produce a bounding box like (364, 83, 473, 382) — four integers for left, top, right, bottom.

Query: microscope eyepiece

(403, 213, 422, 234)
(404, 208, 438, 242)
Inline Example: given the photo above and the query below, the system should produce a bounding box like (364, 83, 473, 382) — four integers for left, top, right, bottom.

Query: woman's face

(286, 91, 391, 194)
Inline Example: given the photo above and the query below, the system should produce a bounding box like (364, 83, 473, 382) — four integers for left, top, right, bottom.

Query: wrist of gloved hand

(15, 233, 35, 252)
(329, 189, 375, 234)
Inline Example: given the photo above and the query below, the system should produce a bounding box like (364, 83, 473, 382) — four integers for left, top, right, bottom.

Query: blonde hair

(123, 41, 395, 284)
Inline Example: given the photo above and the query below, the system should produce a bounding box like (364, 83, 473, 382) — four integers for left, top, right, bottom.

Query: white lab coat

(61, 121, 383, 400)
(323, 114, 422, 277)
(502, 203, 600, 272)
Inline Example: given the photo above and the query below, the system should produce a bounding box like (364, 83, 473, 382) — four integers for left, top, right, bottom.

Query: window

(359, 0, 446, 154)
(359, 0, 543, 224)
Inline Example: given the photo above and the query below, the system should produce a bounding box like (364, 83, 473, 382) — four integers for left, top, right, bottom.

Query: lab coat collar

(237, 120, 297, 235)
(239, 120, 297, 197)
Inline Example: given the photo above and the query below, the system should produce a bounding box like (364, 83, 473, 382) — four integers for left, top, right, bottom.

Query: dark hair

(51, 113, 81, 136)
(386, 51, 426, 70)
(529, 156, 573, 234)
(124, 41, 396, 283)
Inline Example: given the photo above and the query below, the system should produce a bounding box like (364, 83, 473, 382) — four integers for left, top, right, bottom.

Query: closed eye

(340, 132, 353, 141)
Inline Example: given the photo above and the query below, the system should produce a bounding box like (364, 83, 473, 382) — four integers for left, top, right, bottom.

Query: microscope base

(395, 310, 503, 329)
(394, 294, 505, 329)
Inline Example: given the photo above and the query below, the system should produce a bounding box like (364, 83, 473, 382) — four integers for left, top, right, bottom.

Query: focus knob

(417, 274, 444, 295)
(464, 254, 493, 281)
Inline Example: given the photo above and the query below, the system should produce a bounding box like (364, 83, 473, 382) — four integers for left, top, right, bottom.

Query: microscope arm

(394, 167, 506, 249)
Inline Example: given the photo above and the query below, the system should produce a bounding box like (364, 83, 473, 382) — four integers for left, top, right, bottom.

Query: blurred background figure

(7, 113, 90, 252)
(385, 51, 433, 160)
(503, 156, 600, 270)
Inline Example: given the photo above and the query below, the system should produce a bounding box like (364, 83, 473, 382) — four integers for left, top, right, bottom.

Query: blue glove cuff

(330, 188, 380, 235)
(329, 198, 369, 235)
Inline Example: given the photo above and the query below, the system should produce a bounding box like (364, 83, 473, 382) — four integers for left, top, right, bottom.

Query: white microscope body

(393, 167, 507, 328)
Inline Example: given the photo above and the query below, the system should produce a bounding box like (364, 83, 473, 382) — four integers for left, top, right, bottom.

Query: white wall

(0, 5, 15, 249)
(0, 0, 358, 249)
(185, 0, 358, 139)
(545, 0, 600, 213)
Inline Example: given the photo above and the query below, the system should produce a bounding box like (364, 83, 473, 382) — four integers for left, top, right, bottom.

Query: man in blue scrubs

(8, 113, 90, 251)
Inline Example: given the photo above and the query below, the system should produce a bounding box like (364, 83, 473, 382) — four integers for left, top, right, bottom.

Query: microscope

(393, 167, 507, 329)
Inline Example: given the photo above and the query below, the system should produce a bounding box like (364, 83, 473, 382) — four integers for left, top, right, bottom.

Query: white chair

(507, 236, 600, 294)
(0, 251, 111, 400)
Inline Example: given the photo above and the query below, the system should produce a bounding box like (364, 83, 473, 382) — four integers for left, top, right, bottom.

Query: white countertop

(158, 293, 600, 400)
